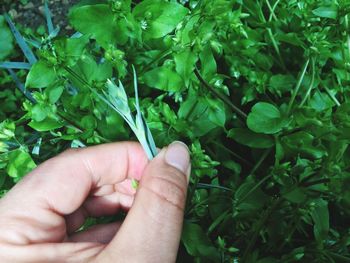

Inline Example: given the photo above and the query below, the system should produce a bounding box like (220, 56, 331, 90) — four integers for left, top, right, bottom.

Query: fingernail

(165, 141, 190, 176)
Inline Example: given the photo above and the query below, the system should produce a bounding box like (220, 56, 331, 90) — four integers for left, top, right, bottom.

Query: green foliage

(25, 60, 56, 88)
(132, 0, 188, 39)
(228, 128, 274, 149)
(142, 66, 183, 91)
(69, 4, 128, 47)
(182, 222, 220, 261)
(7, 148, 36, 181)
(247, 102, 289, 134)
(0, 15, 14, 60)
(1, 0, 350, 262)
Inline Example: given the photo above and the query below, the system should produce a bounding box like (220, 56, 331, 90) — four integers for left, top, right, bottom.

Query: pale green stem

(300, 58, 315, 107)
(258, 1, 286, 70)
(322, 85, 341, 106)
(287, 59, 310, 114)
(265, 0, 278, 21)
(267, 28, 284, 66)
(268, 0, 282, 22)
(207, 210, 230, 234)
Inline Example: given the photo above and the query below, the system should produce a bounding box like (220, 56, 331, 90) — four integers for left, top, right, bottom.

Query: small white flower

(214, 79, 221, 87)
(140, 20, 148, 30)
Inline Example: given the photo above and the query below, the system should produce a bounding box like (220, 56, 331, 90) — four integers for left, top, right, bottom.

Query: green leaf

(133, 0, 188, 39)
(294, 107, 324, 127)
(47, 85, 64, 104)
(69, 4, 127, 47)
(31, 104, 49, 122)
(182, 222, 220, 261)
(25, 60, 56, 88)
(0, 15, 14, 60)
(7, 149, 36, 182)
(93, 61, 113, 82)
(71, 55, 97, 84)
(142, 66, 183, 92)
(207, 98, 226, 127)
(269, 74, 295, 97)
(275, 33, 305, 47)
(334, 102, 350, 127)
(199, 45, 217, 79)
(247, 102, 288, 134)
(97, 111, 128, 139)
(28, 116, 63, 131)
(283, 187, 307, 204)
(309, 91, 335, 112)
(0, 120, 15, 140)
(228, 128, 274, 148)
(312, 6, 338, 19)
(178, 92, 223, 136)
(281, 131, 327, 159)
(80, 115, 97, 130)
(234, 176, 268, 216)
(174, 48, 198, 87)
(310, 199, 329, 243)
(54, 35, 89, 66)
(71, 55, 112, 85)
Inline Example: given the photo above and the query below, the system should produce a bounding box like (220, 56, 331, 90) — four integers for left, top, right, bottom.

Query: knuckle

(145, 172, 187, 211)
(157, 165, 188, 189)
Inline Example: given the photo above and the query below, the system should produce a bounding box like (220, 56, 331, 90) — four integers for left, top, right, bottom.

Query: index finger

(2, 142, 148, 215)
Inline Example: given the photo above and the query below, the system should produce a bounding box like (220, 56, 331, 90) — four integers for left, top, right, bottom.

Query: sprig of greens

(2, 0, 350, 261)
(97, 66, 157, 160)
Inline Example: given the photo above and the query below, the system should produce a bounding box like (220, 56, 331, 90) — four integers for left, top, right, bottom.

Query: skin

(0, 142, 191, 263)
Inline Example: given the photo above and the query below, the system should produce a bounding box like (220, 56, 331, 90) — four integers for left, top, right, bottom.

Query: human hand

(0, 141, 190, 263)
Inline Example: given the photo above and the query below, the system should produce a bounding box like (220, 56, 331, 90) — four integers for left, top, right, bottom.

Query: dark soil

(2, 0, 79, 33)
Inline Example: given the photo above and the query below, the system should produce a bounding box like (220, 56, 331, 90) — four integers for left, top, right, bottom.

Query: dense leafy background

(1, 0, 350, 262)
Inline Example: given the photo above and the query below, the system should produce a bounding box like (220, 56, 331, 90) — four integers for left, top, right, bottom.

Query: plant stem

(322, 84, 341, 106)
(301, 178, 330, 187)
(268, 0, 282, 22)
(249, 148, 271, 176)
(257, 1, 286, 71)
(64, 66, 91, 88)
(8, 66, 109, 143)
(208, 210, 230, 234)
(56, 111, 110, 142)
(211, 140, 253, 167)
(267, 28, 285, 68)
(185, 177, 200, 216)
(327, 252, 350, 262)
(265, 0, 277, 21)
(7, 69, 36, 104)
(56, 67, 113, 142)
(242, 198, 281, 261)
(183, 99, 199, 121)
(277, 207, 301, 250)
(194, 68, 248, 120)
(239, 174, 272, 204)
(300, 58, 315, 107)
(287, 59, 310, 114)
(56, 111, 83, 132)
(140, 49, 173, 75)
(196, 183, 232, 192)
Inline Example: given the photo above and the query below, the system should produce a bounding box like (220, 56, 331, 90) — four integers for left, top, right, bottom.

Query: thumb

(100, 141, 191, 263)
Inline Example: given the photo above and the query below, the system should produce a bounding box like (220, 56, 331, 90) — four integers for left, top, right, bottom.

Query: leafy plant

(97, 67, 157, 160)
(1, 0, 350, 262)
